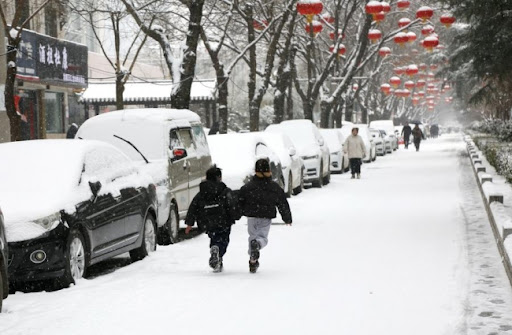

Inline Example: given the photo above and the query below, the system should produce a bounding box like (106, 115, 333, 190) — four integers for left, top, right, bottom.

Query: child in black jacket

(185, 167, 238, 272)
(239, 159, 292, 273)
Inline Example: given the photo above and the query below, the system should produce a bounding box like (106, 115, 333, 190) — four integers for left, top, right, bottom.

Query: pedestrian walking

(185, 166, 239, 272)
(344, 127, 366, 179)
(412, 124, 425, 152)
(401, 122, 412, 149)
(238, 159, 292, 273)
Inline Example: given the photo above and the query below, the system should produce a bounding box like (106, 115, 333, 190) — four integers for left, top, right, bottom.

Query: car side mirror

(171, 147, 188, 161)
(89, 181, 102, 198)
(289, 147, 297, 157)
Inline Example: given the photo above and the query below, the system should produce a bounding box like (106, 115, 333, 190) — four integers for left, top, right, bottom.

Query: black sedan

(0, 207, 8, 311)
(0, 140, 158, 289)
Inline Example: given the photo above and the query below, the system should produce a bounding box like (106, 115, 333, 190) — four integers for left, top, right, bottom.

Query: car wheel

(58, 228, 87, 288)
(158, 204, 179, 245)
(323, 168, 331, 185)
(312, 162, 323, 188)
(286, 174, 293, 198)
(130, 215, 157, 262)
(293, 170, 304, 195)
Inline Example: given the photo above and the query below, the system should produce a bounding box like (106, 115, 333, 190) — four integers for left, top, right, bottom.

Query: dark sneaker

(209, 246, 220, 270)
(249, 260, 259, 273)
(351, 174, 355, 179)
(213, 260, 223, 273)
(250, 239, 260, 262)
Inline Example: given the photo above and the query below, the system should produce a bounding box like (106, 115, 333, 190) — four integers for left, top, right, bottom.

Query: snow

(1, 135, 512, 334)
(266, 121, 319, 157)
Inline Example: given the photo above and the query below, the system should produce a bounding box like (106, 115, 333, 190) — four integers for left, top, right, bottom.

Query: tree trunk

(171, 0, 205, 110)
(333, 103, 343, 128)
(249, 101, 260, 132)
(320, 100, 331, 128)
(5, 41, 22, 141)
(216, 66, 229, 134)
(115, 76, 125, 111)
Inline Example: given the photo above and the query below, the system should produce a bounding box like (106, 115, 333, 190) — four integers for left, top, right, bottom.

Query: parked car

(379, 129, 393, 154)
(394, 125, 404, 145)
(0, 207, 8, 312)
(369, 128, 386, 156)
(0, 140, 158, 288)
(76, 108, 212, 245)
(266, 120, 330, 188)
(369, 120, 398, 150)
(320, 129, 350, 173)
(261, 132, 305, 196)
(207, 133, 285, 190)
(340, 124, 377, 163)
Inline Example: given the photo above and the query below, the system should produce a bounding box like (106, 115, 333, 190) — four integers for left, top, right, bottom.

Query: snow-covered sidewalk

(1, 134, 511, 335)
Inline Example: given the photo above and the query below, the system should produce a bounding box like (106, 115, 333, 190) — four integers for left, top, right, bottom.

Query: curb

(464, 135, 512, 287)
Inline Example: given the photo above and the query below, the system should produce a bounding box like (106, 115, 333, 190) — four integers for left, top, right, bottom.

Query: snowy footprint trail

(1, 134, 512, 335)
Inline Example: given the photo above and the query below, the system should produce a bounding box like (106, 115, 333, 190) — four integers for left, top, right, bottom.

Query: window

(44, 92, 64, 133)
(170, 128, 196, 154)
(191, 125, 209, 156)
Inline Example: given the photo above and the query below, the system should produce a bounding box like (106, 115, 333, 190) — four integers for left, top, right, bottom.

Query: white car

(379, 129, 393, 154)
(369, 128, 386, 156)
(260, 132, 305, 197)
(340, 124, 376, 163)
(266, 120, 330, 188)
(207, 133, 285, 190)
(369, 120, 398, 150)
(320, 129, 350, 174)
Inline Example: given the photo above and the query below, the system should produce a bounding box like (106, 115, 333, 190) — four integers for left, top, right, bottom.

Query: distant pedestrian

(344, 127, 366, 179)
(412, 124, 425, 152)
(185, 166, 239, 272)
(66, 123, 79, 139)
(239, 159, 292, 273)
(430, 124, 439, 138)
(401, 122, 412, 149)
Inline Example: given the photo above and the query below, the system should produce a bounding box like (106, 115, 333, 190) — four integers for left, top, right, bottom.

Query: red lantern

(390, 76, 401, 88)
(397, 0, 410, 11)
(374, 12, 386, 23)
(368, 29, 382, 43)
(366, 1, 383, 20)
(381, 83, 391, 95)
(440, 14, 456, 28)
(395, 89, 411, 98)
(329, 44, 346, 56)
(430, 64, 438, 71)
(418, 91, 425, 98)
(412, 97, 420, 105)
(422, 36, 439, 52)
(407, 32, 417, 43)
(419, 63, 427, 71)
(253, 20, 268, 31)
(416, 6, 434, 22)
(381, 2, 391, 13)
(406, 65, 419, 77)
(297, 0, 324, 23)
(404, 80, 415, 90)
(305, 20, 323, 35)
(321, 13, 335, 24)
(379, 47, 391, 57)
(329, 29, 343, 40)
(421, 25, 435, 36)
(398, 18, 411, 29)
(416, 79, 426, 88)
(394, 67, 406, 76)
(353, 84, 359, 91)
(394, 32, 409, 46)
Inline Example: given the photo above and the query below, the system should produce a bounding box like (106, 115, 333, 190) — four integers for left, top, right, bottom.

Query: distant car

(379, 129, 393, 154)
(340, 124, 376, 163)
(369, 120, 398, 150)
(266, 120, 330, 188)
(76, 108, 212, 245)
(0, 207, 7, 312)
(0, 140, 158, 289)
(207, 133, 285, 190)
(320, 129, 350, 173)
(394, 126, 404, 145)
(261, 132, 305, 197)
(369, 128, 386, 156)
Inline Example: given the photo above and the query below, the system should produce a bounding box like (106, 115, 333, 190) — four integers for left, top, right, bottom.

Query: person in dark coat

(401, 122, 412, 149)
(238, 158, 292, 273)
(66, 123, 79, 139)
(412, 124, 425, 152)
(185, 166, 238, 272)
(430, 124, 439, 138)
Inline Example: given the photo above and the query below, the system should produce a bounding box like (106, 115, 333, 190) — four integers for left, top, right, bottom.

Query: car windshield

(267, 125, 316, 150)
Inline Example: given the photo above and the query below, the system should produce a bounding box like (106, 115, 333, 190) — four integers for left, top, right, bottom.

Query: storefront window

(45, 92, 64, 134)
(16, 90, 38, 139)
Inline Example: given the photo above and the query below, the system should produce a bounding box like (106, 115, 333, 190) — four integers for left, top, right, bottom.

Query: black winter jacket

(402, 125, 412, 138)
(239, 176, 292, 223)
(185, 181, 237, 231)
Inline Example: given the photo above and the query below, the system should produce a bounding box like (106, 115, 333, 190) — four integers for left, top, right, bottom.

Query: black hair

(206, 166, 222, 181)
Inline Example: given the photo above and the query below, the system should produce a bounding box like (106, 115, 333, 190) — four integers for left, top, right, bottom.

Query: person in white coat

(344, 128, 367, 179)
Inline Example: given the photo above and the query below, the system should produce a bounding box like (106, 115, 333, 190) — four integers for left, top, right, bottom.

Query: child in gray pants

(239, 159, 292, 273)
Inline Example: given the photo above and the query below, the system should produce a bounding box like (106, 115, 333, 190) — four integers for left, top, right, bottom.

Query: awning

(79, 80, 216, 104)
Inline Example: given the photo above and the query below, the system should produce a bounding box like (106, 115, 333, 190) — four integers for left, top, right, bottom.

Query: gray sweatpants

(247, 217, 272, 255)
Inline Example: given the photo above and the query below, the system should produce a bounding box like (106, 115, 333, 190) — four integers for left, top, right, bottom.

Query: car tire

(286, 174, 293, 198)
(130, 215, 157, 262)
(58, 228, 88, 289)
(158, 204, 179, 245)
(293, 170, 304, 195)
(312, 162, 323, 188)
(322, 168, 331, 185)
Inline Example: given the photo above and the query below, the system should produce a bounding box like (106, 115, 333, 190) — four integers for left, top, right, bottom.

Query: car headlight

(301, 155, 319, 160)
(33, 212, 61, 230)
(331, 151, 340, 155)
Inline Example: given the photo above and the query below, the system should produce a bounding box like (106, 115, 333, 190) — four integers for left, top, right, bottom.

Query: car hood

(298, 143, 320, 157)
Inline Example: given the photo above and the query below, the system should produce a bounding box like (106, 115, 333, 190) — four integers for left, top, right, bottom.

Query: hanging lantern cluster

(397, 0, 410, 11)
(329, 44, 346, 56)
(379, 47, 391, 57)
(440, 14, 456, 28)
(416, 6, 434, 23)
(297, 0, 324, 23)
(368, 29, 382, 43)
(390, 76, 401, 88)
(305, 20, 324, 35)
(381, 83, 392, 95)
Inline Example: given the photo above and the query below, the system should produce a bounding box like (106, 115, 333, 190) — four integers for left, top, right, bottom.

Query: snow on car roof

(319, 129, 343, 152)
(81, 108, 201, 125)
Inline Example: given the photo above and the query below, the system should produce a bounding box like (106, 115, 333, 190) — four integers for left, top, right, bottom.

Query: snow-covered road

(1, 134, 512, 335)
